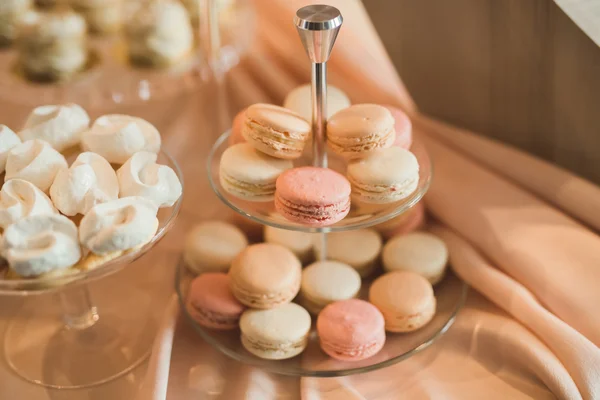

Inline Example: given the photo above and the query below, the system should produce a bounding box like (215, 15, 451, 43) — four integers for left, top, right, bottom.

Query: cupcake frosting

(19, 104, 90, 152)
(81, 115, 161, 164)
(0, 125, 21, 174)
(5, 139, 68, 192)
(0, 179, 57, 229)
(79, 196, 159, 255)
(50, 152, 119, 216)
(1, 214, 81, 277)
(117, 151, 182, 208)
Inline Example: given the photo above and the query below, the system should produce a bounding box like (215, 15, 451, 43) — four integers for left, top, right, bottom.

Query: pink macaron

(186, 273, 246, 330)
(317, 299, 386, 361)
(384, 105, 412, 150)
(275, 167, 351, 227)
(228, 108, 247, 146)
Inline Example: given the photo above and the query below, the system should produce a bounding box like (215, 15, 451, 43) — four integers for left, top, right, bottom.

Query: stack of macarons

(183, 206, 451, 363)
(219, 85, 419, 228)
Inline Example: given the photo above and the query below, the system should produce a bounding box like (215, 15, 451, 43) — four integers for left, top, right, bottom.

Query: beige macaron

(313, 229, 382, 278)
(382, 232, 448, 285)
(283, 84, 351, 121)
(300, 260, 361, 314)
(184, 221, 248, 274)
(243, 104, 311, 160)
(264, 224, 314, 265)
(369, 271, 436, 332)
(229, 243, 302, 309)
(327, 104, 395, 159)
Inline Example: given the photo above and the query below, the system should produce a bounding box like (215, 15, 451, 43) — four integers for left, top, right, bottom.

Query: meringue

(117, 151, 182, 208)
(19, 104, 90, 152)
(125, 0, 193, 67)
(79, 196, 159, 255)
(81, 115, 161, 164)
(16, 9, 88, 82)
(5, 139, 68, 192)
(0, 125, 21, 174)
(1, 214, 81, 277)
(0, 0, 32, 46)
(50, 152, 119, 216)
(0, 179, 57, 229)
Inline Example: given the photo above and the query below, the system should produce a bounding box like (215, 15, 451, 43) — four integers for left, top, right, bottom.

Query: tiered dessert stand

(176, 5, 468, 377)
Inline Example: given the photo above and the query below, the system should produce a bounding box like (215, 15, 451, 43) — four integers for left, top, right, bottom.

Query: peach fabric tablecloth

(138, 1, 600, 399)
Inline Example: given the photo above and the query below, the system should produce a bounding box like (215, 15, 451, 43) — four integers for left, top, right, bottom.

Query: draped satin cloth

(138, 1, 600, 399)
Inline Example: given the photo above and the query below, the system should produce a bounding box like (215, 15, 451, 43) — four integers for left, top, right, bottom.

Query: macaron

(313, 229, 382, 278)
(369, 271, 436, 332)
(240, 302, 311, 360)
(347, 146, 420, 204)
(219, 143, 293, 202)
(229, 243, 302, 309)
(275, 167, 351, 227)
(317, 299, 385, 361)
(242, 103, 311, 159)
(283, 84, 351, 121)
(382, 232, 448, 285)
(327, 104, 395, 159)
(228, 108, 247, 146)
(184, 221, 248, 274)
(264, 224, 314, 264)
(186, 273, 246, 330)
(376, 201, 426, 240)
(300, 261, 361, 314)
(383, 105, 413, 149)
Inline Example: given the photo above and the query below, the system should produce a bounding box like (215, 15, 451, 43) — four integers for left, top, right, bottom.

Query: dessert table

(0, 0, 599, 399)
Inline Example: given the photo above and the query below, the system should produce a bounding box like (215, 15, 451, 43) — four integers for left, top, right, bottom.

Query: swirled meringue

(0, 125, 21, 174)
(81, 115, 161, 164)
(0, 179, 57, 229)
(1, 214, 81, 277)
(50, 152, 119, 216)
(117, 151, 182, 208)
(5, 139, 68, 192)
(19, 104, 90, 152)
(79, 196, 159, 255)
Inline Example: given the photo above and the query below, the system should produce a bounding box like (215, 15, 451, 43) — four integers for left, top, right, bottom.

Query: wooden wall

(364, 0, 600, 183)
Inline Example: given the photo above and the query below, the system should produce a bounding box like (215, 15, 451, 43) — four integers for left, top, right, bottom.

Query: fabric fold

(431, 224, 600, 400)
(420, 129, 600, 346)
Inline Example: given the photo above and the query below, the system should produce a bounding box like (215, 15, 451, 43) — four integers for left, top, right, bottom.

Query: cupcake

(0, 0, 32, 47)
(16, 9, 88, 82)
(125, 0, 193, 68)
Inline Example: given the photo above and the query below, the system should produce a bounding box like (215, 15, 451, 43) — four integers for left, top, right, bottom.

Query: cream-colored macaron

(184, 221, 248, 274)
(369, 271, 436, 332)
(264, 224, 314, 264)
(300, 260, 361, 314)
(283, 84, 351, 122)
(313, 229, 382, 278)
(382, 232, 448, 285)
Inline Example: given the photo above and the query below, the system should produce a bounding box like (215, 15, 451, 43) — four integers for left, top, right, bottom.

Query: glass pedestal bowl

(0, 150, 182, 389)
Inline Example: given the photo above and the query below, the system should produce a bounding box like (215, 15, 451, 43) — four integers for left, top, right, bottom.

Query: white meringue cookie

(5, 139, 68, 193)
(0, 125, 21, 174)
(19, 104, 90, 152)
(0, 179, 57, 229)
(1, 214, 81, 277)
(79, 196, 159, 255)
(50, 152, 119, 216)
(81, 115, 161, 164)
(117, 151, 182, 208)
